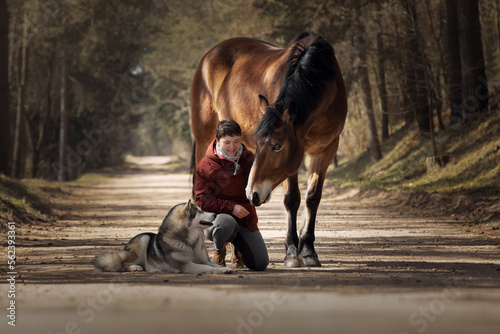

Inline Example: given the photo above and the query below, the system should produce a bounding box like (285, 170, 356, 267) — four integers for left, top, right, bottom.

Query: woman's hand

(232, 204, 250, 219)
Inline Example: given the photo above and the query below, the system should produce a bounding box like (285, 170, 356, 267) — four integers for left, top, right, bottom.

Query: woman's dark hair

(215, 119, 242, 140)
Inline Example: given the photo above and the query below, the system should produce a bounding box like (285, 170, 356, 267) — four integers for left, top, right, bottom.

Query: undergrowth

(327, 107, 500, 200)
(0, 175, 53, 230)
(0, 172, 113, 230)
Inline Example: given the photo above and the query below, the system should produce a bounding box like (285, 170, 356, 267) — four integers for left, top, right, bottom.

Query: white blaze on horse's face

(246, 120, 303, 207)
(246, 155, 273, 207)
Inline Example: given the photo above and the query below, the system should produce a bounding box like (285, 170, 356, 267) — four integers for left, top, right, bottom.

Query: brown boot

(231, 244, 244, 269)
(212, 243, 227, 267)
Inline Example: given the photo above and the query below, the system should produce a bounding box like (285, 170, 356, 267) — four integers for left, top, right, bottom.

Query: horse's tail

(190, 140, 196, 199)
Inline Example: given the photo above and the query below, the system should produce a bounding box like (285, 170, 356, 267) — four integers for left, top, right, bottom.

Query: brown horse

(191, 31, 347, 267)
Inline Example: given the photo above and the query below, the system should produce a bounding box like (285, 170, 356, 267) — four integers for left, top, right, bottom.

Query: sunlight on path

(3, 161, 499, 334)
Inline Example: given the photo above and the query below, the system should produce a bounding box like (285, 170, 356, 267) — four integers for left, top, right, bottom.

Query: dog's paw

(206, 261, 224, 268)
(220, 267, 233, 274)
(128, 264, 144, 272)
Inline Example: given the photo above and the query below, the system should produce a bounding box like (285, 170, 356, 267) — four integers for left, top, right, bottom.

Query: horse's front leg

(298, 172, 323, 267)
(298, 156, 331, 267)
(283, 173, 301, 267)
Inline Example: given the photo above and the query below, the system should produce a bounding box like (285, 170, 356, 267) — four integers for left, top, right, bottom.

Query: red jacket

(194, 139, 258, 231)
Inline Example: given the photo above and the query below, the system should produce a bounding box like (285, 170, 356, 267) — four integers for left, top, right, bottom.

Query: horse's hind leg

(191, 68, 219, 165)
(283, 173, 302, 267)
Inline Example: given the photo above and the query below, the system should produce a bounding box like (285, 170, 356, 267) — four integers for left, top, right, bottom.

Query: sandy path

(1, 157, 499, 334)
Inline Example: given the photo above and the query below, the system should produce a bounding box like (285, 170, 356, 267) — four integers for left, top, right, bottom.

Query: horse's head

(246, 96, 304, 206)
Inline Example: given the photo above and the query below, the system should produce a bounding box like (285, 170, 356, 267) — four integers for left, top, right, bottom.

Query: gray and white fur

(94, 200, 232, 274)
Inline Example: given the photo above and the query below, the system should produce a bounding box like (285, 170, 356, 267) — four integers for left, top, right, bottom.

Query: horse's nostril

(252, 192, 261, 206)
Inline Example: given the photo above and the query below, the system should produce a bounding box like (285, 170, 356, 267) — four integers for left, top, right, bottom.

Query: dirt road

(2, 157, 499, 334)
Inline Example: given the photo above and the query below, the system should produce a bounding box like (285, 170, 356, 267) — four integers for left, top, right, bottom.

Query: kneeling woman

(193, 119, 269, 271)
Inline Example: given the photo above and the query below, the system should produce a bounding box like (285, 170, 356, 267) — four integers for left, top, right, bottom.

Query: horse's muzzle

(250, 190, 271, 207)
(246, 179, 272, 206)
(252, 192, 261, 207)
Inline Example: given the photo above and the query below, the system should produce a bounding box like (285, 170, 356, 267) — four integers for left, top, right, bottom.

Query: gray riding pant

(204, 213, 269, 271)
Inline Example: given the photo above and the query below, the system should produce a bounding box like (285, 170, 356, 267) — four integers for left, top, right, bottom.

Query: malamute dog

(94, 200, 232, 274)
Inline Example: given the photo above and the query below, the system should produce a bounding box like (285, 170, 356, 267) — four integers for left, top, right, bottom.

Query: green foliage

(6, 0, 500, 185)
(8, 0, 159, 179)
(135, 0, 272, 155)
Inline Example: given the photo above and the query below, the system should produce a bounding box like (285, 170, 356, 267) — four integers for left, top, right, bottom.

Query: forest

(0, 0, 499, 185)
(2, 3, 500, 332)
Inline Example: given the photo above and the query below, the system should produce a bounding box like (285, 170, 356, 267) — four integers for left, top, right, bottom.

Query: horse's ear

(282, 101, 297, 124)
(258, 95, 269, 114)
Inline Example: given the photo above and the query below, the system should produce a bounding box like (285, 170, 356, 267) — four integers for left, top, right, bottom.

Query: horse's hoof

(284, 257, 302, 268)
(302, 256, 321, 267)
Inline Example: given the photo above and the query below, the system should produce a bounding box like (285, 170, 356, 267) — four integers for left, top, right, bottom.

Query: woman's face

(218, 135, 242, 156)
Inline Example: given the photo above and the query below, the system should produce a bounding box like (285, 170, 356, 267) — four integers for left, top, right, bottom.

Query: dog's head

(185, 199, 217, 229)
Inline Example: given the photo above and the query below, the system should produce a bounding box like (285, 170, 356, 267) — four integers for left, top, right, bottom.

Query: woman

(193, 119, 269, 271)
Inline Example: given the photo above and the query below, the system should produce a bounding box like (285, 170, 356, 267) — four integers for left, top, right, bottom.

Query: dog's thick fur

(94, 200, 232, 274)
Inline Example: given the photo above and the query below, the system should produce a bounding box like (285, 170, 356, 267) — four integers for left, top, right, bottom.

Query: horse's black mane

(254, 31, 336, 140)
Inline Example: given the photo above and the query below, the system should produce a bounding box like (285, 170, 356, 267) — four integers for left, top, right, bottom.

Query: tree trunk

(428, 0, 445, 131)
(355, 0, 382, 162)
(375, 3, 390, 141)
(32, 50, 55, 177)
(12, 13, 29, 178)
(58, 52, 68, 182)
(435, 70, 445, 131)
(457, 0, 488, 115)
(445, 0, 463, 122)
(377, 31, 390, 141)
(391, 17, 415, 125)
(333, 155, 338, 168)
(0, 0, 11, 175)
(497, 0, 500, 48)
(403, 0, 431, 134)
(360, 63, 383, 163)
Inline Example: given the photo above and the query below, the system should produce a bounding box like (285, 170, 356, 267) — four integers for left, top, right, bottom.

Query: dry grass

(327, 107, 500, 200)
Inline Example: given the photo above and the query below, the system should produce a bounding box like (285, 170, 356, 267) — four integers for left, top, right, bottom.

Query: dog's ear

(185, 199, 192, 212)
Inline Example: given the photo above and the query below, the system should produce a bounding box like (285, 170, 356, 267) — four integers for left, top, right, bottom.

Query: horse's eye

(272, 144, 282, 151)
